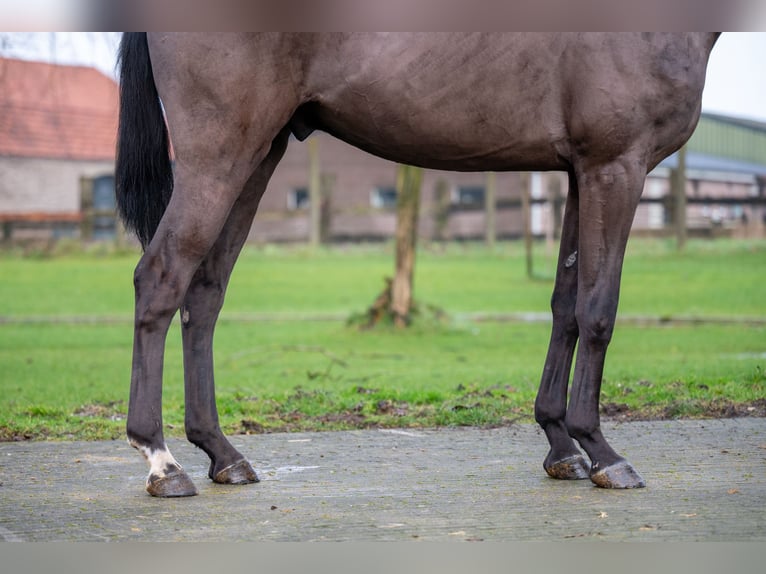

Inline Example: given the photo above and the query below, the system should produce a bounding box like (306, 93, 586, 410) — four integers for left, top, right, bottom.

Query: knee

(550, 291, 578, 337)
(574, 307, 614, 348)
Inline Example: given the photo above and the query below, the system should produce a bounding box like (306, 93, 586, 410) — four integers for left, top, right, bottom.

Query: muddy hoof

(590, 459, 646, 489)
(212, 459, 259, 485)
(146, 469, 198, 497)
(544, 454, 591, 480)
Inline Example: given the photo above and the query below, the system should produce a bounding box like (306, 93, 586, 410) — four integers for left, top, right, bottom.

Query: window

(454, 185, 485, 207)
(370, 186, 398, 209)
(287, 187, 309, 210)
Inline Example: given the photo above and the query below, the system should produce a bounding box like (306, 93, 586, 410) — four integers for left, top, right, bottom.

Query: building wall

(3, 134, 762, 244)
(0, 156, 114, 214)
(250, 134, 527, 243)
(248, 132, 764, 243)
(635, 169, 764, 236)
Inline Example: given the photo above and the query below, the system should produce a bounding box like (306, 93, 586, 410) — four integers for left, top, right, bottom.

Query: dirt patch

(238, 410, 382, 435)
(375, 400, 409, 416)
(0, 429, 37, 442)
(600, 398, 766, 422)
(73, 401, 125, 420)
(317, 412, 375, 426)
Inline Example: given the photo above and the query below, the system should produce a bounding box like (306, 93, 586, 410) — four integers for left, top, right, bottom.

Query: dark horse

(116, 33, 720, 496)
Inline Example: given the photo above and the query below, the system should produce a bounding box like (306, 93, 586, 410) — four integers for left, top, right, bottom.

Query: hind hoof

(213, 459, 259, 485)
(544, 454, 591, 480)
(146, 469, 198, 497)
(590, 459, 646, 489)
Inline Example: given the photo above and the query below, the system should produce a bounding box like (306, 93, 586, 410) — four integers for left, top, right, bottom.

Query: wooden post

(391, 164, 423, 328)
(485, 171, 496, 249)
(545, 173, 561, 256)
(433, 179, 449, 242)
(520, 171, 533, 278)
(672, 145, 687, 251)
(79, 176, 94, 241)
(308, 136, 321, 247)
(319, 173, 335, 244)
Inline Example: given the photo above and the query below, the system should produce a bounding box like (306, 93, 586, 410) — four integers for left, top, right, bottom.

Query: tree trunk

(391, 164, 423, 328)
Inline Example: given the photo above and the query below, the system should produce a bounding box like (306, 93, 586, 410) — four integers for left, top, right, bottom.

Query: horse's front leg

(564, 157, 646, 488)
(181, 129, 290, 486)
(534, 172, 590, 480)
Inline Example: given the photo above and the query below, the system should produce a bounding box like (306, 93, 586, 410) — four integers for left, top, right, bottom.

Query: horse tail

(115, 32, 173, 249)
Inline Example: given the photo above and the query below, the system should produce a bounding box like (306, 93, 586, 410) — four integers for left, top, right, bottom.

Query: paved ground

(1, 419, 764, 541)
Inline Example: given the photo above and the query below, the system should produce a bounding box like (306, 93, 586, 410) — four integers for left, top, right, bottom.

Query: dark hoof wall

(544, 454, 591, 480)
(146, 469, 198, 497)
(213, 459, 259, 485)
(590, 460, 646, 489)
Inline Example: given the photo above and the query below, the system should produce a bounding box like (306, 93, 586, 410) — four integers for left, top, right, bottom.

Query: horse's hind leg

(127, 130, 291, 497)
(534, 171, 590, 480)
(565, 156, 647, 489)
(180, 129, 290, 485)
(128, 155, 272, 496)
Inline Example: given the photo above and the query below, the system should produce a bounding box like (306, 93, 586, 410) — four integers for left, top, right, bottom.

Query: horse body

(299, 33, 569, 171)
(117, 32, 719, 497)
(301, 33, 711, 172)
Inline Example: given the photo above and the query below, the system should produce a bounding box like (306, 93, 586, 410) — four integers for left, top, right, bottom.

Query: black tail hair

(115, 32, 173, 249)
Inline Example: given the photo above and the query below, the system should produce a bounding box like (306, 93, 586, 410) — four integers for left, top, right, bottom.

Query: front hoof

(544, 454, 591, 480)
(146, 469, 199, 497)
(590, 459, 646, 489)
(212, 459, 259, 485)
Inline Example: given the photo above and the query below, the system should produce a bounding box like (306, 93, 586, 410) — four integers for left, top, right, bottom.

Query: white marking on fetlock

(129, 439, 183, 480)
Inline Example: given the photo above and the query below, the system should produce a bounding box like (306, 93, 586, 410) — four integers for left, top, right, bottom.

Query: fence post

(319, 172, 335, 244)
(79, 176, 94, 241)
(520, 171, 533, 278)
(545, 173, 562, 256)
(433, 179, 449, 242)
(670, 145, 687, 250)
(308, 136, 321, 248)
(2, 220, 11, 244)
(485, 171, 496, 249)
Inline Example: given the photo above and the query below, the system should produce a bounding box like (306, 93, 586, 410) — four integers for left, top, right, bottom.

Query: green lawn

(0, 239, 764, 440)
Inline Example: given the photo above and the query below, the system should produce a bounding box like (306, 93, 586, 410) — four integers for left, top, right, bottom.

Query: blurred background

(1, 32, 766, 248)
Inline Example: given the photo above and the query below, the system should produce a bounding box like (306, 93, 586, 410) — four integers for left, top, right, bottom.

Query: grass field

(0, 238, 764, 441)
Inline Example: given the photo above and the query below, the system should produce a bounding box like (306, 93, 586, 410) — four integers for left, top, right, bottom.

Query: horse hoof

(544, 454, 591, 480)
(146, 469, 198, 497)
(212, 459, 259, 485)
(590, 459, 646, 489)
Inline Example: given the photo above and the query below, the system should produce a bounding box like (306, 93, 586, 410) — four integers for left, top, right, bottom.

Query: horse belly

(317, 107, 568, 172)
(307, 33, 570, 172)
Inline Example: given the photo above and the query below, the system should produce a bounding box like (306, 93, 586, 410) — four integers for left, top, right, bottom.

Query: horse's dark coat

(116, 33, 720, 496)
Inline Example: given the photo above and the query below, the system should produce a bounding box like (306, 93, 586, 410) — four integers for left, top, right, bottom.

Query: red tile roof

(0, 57, 118, 161)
